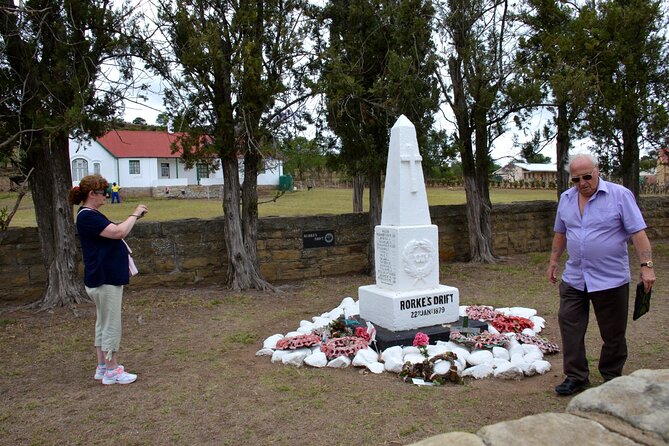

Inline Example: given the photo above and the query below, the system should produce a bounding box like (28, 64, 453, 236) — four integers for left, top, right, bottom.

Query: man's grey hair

(566, 153, 598, 171)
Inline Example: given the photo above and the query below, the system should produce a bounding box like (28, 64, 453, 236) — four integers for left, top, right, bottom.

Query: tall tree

(582, 0, 668, 198)
(148, 0, 313, 290)
(0, 0, 138, 308)
(321, 0, 440, 272)
(515, 0, 593, 197)
(435, 0, 517, 263)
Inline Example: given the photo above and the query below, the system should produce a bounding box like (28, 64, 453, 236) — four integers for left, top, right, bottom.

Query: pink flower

(413, 332, 430, 347)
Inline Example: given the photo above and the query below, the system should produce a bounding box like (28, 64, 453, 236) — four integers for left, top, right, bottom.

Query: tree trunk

(555, 102, 571, 198)
(352, 174, 364, 212)
(620, 112, 640, 199)
(471, 111, 497, 264)
(366, 171, 382, 275)
(241, 151, 274, 291)
(221, 154, 268, 291)
(30, 132, 89, 309)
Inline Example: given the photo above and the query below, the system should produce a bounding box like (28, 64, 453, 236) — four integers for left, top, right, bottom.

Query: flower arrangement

(320, 336, 369, 359)
(398, 333, 463, 385)
(449, 330, 509, 349)
(275, 334, 322, 350)
(515, 333, 560, 354)
(465, 305, 499, 321)
(490, 314, 534, 333)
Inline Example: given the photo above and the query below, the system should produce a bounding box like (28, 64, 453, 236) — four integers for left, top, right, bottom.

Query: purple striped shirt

(553, 179, 646, 292)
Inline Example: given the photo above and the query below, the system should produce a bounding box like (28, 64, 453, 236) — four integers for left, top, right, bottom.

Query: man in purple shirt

(546, 154, 656, 396)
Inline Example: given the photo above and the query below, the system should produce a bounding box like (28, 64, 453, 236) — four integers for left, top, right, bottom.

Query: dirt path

(1, 245, 667, 445)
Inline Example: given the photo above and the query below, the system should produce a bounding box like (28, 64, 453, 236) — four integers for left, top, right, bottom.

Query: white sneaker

(94, 365, 106, 381)
(95, 364, 126, 380)
(102, 366, 137, 385)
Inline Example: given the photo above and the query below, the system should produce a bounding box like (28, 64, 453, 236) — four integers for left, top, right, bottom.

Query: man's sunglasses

(571, 171, 594, 183)
(93, 190, 107, 195)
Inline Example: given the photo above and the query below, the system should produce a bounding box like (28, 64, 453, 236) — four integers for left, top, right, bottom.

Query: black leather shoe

(555, 378, 590, 396)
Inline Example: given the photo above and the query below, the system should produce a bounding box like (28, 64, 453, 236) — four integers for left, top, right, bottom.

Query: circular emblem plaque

(402, 239, 435, 283)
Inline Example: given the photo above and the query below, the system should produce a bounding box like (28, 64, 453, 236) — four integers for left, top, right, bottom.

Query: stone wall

(1, 197, 667, 304)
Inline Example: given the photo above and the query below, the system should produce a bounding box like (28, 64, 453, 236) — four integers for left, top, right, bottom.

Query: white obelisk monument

(358, 115, 459, 331)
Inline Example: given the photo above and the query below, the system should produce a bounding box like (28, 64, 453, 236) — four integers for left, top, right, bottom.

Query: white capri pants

(86, 284, 124, 359)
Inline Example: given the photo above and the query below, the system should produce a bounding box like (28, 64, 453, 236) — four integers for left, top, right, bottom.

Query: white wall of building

(69, 138, 119, 185)
(70, 136, 282, 187)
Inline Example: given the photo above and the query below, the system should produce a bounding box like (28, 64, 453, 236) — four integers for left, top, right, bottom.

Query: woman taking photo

(69, 174, 148, 385)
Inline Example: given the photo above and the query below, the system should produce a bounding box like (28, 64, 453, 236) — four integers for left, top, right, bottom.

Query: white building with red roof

(68, 130, 282, 189)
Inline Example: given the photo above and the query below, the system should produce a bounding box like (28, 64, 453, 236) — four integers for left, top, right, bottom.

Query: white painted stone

(352, 348, 379, 367)
(324, 308, 344, 319)
(367, 362, 385, 374)
(304, 351, 328, 368)
(358, 116, 459, 331)
(533, 360, 551, 374)
(282, 348, 310, 367)
(510, 353, 526, 365)
(492, 347, 510, 360)
(467, 350, 494, 366)
(311, 317, 330, 328)
(521, 328, 536, 336)
(509, 307, 537, 319)
(384, 356, 405, 373)
(462, 364, 494, 379)
(491, 358, 512, 369)
(255, 348, 274, 356)
(402, 346, 420, 356)
(427, 344, 449, 357)
(524, 352, 544, 363)
(381, 345, 403, 362)
(404, 353, 427, 364)
(433, 360, 454, 375)
(338, 297, 356, 309)
(453, 358, 467, 372)
(519, 362, 537, 376)
(327, 356, 351, 368)
(493, 362, 524, 379)
(263, 334, 284, 349)
(521, 344, 542, 355)
(450, 346, 471, 364)
(285, 331, 302, 338)
(271, 349, 290, 363)
(487, 325, 500, 334)
(296, 326, 314, 334)
(436, 341, 459, 350)
(530, 316, 545, 332)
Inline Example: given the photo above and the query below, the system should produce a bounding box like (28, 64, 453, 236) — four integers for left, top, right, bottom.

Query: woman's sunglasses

(571, 171, 594, 183)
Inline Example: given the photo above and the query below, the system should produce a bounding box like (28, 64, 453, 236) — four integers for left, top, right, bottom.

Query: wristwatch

(641, 261, 654, 268)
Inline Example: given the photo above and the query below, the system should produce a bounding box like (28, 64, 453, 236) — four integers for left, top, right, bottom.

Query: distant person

(111, 182, 121, 203)
(546, 153, 655, 396)
(68, 174, 148, 385)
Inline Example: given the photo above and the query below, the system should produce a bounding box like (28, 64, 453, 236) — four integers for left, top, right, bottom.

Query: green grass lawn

(0, 187, 558, 228)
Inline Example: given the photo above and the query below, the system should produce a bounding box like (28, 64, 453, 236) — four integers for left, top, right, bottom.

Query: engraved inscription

(376, 229, 397, 285)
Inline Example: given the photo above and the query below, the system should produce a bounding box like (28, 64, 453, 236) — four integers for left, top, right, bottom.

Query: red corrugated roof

(97, 130, 183, 158)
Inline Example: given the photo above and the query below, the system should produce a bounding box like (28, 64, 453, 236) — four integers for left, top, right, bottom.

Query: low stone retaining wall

(1, 197, 667, 303)
(410, 368, 669, 446)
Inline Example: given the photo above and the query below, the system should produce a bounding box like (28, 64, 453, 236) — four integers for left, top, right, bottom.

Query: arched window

(72, 158, 88, 181)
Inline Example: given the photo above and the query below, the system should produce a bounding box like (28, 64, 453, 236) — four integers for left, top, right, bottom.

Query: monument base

(358, 284, 459, 332)
(354, 316, 488, 351)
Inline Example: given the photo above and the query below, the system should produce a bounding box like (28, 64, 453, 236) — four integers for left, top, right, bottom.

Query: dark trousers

(558, 281, 629, 382)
